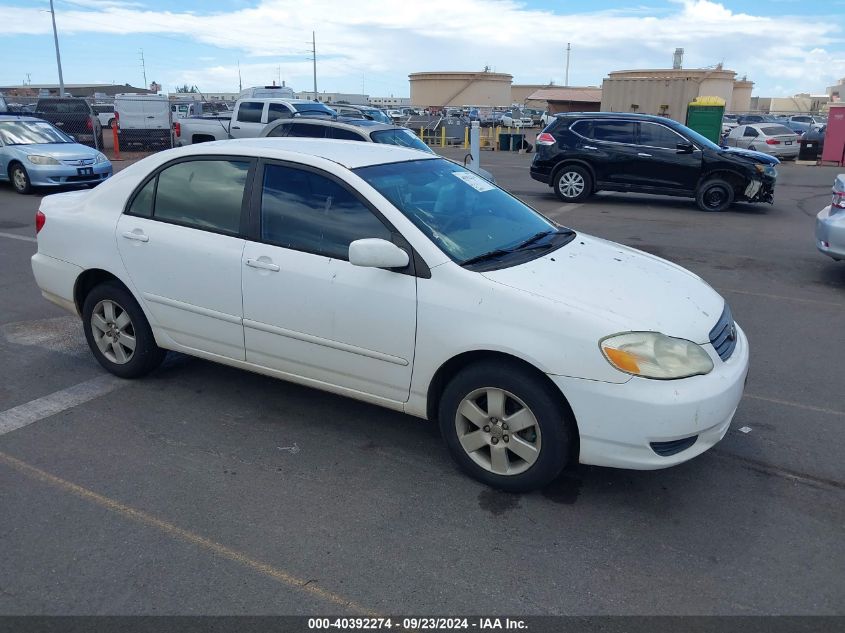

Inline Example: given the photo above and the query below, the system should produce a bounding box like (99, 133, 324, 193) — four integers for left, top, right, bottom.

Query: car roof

(0, 115, 44, 122)
(178, 137, 438, 169)
(268, 116, 405, 131)
(555, 112, 690, 124)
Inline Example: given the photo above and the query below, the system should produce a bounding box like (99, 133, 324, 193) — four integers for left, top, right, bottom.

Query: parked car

(721, 115, 739, 135)
(30, 138, 749, 491)
(386, 109, 405, 122)
(530, 112, 779, 212)
(0, 95, 7, 113)
(816, 174, 845, 262)
(799, 124, 826, 160)
(725, 123, 799, 160)
(331, 104, 393, 124)
(736, 114, 779, 125)
(174, 93, 336, 146)
(501, 110, 532, 128)
(92, 103, 116, 129)
(114, 93, 172, 150)
(259, 116, 497, 183)
(34, 97, 102, 148)
(540, 111, 557, 128)
(0, 115, 111, 194)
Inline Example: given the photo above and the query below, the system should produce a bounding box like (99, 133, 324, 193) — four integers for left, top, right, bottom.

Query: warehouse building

(409, 71, 512, 108)
(526, 87, 602, 114)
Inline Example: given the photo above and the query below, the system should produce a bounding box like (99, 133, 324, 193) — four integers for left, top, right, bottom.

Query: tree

(175, 84, 199, 93)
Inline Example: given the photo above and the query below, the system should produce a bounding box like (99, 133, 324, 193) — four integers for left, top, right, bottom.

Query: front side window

(355, 159, 569, 266)
(153, 160, 250, 234)
(638, 122, 685, 149)
(329, 127, 366, 141)
(237, 102, 263, 123)
(260, 164, 391, 259)
(267, 103, 293, 122)
(128, 178, 155, 217)
(285, 123, 327, 138)
(265, 123, 291, 138)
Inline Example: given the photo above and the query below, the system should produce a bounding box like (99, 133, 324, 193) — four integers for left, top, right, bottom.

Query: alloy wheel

(558, 171, 585, 199)
(12, 167, 27, 192)
(90, 299, 136, 364)
(454, 387, 542, 476)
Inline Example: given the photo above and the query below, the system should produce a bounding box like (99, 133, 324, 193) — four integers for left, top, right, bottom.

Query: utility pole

(238, 60, 243, 93)
(139, 49, 147, 89)
(564, 43, 571, 87)
(311, 31, 317, 98)
(48, 0, 65, 97)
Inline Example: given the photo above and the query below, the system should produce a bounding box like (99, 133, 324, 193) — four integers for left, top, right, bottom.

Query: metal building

(409, 71, 513, 108)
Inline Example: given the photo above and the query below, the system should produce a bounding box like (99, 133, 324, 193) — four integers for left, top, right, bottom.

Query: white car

(31, 139, 749, 491)
(816, 174, 845, 262)
(725, 123, 799, 159)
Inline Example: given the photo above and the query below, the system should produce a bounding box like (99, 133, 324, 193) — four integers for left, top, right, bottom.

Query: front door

(116, 157, 253, 360)
(628, 121, 702, 192)
(241, 162, 417, 402)
(229, 101, 266, 139)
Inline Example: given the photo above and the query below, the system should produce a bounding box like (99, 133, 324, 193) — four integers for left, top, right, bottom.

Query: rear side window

(260, 164, 391, 259)
(329, 127, 366, 141)
(638, 122, 685, 149)
(285, 123, 327, 138)
(265, 123, 291, 138)
(152, 160, 250, 234)
(591, 121, 635, 144)
(237, 102, 263, 123)
(743, 127, 758, 137)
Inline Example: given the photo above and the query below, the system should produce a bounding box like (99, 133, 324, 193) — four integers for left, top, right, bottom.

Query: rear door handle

(122, 231, 149, 242)
(637, 152, 652, 157)
(245, 258, 280, 272)
(231, 126, 240, 130)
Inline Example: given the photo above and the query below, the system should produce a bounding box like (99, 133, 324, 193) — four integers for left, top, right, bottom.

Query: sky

(0, 0, 842, 98)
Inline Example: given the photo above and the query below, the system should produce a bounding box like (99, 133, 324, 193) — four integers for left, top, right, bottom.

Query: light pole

(49, 0, 65, 97)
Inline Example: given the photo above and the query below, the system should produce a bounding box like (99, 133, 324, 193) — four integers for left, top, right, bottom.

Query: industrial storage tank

(409, 71, 513, 108)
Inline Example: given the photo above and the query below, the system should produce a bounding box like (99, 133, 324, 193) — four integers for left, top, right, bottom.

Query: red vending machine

(822, 103, 845, 166)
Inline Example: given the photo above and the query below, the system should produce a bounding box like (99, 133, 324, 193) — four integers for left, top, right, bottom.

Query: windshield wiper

(461, 228, 574, 267)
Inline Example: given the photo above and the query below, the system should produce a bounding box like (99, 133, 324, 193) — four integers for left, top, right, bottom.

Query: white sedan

(31, 139, 749, 491)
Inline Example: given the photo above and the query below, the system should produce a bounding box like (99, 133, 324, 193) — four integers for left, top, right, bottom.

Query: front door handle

(583, 145, 597, 150)
(231, 126, 240, 130)
(637, 152, 652, 157)
(122, 231, 149, 242)
(245, 258, 280, 272)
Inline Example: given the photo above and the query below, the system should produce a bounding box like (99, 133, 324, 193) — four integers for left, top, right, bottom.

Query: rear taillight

(765, 138, 781, 145)
(536, 132, 556, 146)
(86, 117, 93, 131)
(173, 121, 181, 137)
(35, 210, 45, 234)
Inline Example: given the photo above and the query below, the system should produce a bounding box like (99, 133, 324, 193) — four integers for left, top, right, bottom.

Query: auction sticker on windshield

(452, 171, 495, 192)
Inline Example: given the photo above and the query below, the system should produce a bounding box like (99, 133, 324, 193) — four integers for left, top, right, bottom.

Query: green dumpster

(498, 133, 512, 151)
(686, 96, 726, 144)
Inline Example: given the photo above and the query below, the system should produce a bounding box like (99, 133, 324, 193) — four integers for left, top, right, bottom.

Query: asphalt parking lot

(0, 149, 843, 616)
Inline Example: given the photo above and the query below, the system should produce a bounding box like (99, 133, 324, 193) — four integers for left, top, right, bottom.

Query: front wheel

(82, 281, 166, 378)
(696, 178, 734, 212)
(553, 165, 592, 202)
(9, 163, 31, 194)
(439, 362, 574, 492)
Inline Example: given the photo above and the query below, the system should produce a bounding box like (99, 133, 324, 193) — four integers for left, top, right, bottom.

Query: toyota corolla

(31, 139, 749, 491)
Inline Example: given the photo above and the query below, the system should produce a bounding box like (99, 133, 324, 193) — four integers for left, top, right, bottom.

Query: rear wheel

(438, 361, 574, 492)
(553, 165, 592, 203)
(82, 282, 165, 378)
(696, 178, 734, 212)
(9, 162, 31, 194)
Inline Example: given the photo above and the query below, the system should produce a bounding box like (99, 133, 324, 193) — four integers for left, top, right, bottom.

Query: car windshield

(0, 120, 73, 145)
(370, 129, 433, 154)
(354, 158, 574, 267)
(361, 108, 392, 124)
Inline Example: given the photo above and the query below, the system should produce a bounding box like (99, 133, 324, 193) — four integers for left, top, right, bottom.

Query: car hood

(719, 146, 779, 165)
(11, 143, 100, 161)
(481, 234, 725, 344)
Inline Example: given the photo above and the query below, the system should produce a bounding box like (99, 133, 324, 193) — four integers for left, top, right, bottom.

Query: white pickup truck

(174, 88, 336, 146)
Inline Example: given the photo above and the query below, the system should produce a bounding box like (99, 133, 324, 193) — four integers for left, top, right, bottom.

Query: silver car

(725, 123, 800, 160)
(816, 174, 845, 262)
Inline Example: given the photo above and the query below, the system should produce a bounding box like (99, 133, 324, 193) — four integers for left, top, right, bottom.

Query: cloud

(1, 0, 842, 96)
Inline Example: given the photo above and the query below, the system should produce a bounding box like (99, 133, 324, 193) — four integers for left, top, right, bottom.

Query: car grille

(650, 436, 698, 457)
(709, 304, 737, 362)
(62, 159, 95, 166)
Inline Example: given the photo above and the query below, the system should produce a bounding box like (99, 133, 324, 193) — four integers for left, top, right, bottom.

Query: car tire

(438, 361, 574, 492)
(82, 281, 166, 379)
(696, 178, 734, 212)
(553, 165, 592, 203)
(9, 162, 31, 195)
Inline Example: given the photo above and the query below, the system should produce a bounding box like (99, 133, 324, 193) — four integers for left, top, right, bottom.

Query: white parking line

(744, 393, 845, 417)
(719, 287, 844, 308)
(0, 231, 36, 243)
(0, 374, 124, 436)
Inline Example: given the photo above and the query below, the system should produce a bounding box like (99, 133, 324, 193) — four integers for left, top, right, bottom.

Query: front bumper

(816, 205, 845, 260)
(550, 324, 750, 470)
(27, 162, 112, 187)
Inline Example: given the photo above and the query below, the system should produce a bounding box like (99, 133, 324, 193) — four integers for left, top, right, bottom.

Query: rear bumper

(550, 325, 750, 470)
(816, 205, 845, 260)
(529, 156, 553, 184)
(31, 252, 82, 315)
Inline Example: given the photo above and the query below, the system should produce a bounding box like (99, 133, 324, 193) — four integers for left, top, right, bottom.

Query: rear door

(571, 119, 639, 188)
(230, 101, 265, 138)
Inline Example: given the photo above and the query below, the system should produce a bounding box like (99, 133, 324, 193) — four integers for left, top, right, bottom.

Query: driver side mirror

(676, 142, 694, 154)
(349, 238, 409, 269)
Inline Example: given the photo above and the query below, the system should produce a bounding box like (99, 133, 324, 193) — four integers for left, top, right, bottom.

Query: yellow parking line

(0, 450, 377, 616)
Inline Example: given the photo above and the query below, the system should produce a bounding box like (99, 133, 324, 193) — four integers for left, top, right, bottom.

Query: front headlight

(600, 332, 714, 380)
(27, 155, 60, 165)
(94, 152, 108, 164)
(754, 163, 777, 177)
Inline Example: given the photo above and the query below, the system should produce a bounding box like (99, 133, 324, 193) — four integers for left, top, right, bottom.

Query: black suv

(530, 112, 779, 212)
